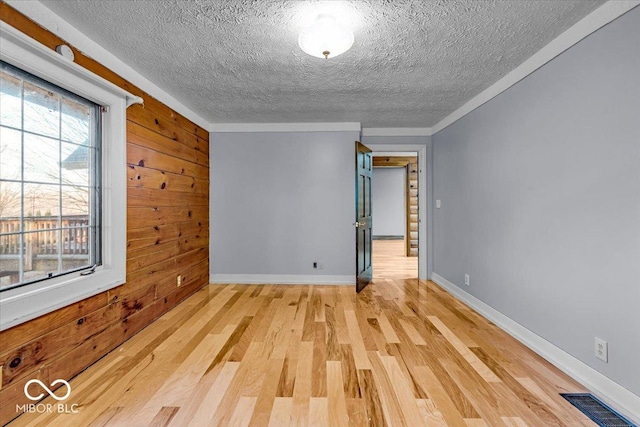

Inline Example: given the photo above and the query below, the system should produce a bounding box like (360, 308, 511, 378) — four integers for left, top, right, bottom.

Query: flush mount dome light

(298, 14, 354, 59)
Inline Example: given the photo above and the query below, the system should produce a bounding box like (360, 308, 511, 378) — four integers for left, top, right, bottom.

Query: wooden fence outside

(0, 215, 90, 256)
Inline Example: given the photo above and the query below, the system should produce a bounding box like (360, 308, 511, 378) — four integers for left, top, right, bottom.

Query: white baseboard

(209, 274, 355, 285)
(430, 272, 640, 424)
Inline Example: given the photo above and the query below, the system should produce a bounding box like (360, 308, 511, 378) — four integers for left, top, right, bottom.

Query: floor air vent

(560, 393, 636, 427)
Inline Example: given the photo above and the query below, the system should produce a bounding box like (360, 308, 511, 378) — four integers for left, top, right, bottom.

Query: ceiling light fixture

(298, 14, 354, 59)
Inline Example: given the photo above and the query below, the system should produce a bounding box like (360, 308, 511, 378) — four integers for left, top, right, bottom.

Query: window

(0, 22, 140, 330)
(1, 61, 102, 290)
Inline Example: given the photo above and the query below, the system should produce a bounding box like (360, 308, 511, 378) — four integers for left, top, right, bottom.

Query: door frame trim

(363, 143, 432, 280)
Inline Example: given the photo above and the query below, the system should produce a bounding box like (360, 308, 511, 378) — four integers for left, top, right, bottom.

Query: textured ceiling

(41, 0, 605, 127)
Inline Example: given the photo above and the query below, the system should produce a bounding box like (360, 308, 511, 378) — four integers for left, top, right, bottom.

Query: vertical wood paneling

(0, 4, 209, 425)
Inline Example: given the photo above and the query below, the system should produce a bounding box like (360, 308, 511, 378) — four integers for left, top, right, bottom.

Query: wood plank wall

(371, 156, 419, 257)
(0, 4, 210, 424)
(407, 158, 419, 257)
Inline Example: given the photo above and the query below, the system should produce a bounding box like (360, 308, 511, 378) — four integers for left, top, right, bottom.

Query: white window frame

(0, 22, 141, 330)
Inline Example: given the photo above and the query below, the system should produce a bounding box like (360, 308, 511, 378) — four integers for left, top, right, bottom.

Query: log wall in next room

(0, 3, 210, 424)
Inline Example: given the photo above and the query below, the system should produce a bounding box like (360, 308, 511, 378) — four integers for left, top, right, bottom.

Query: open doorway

(371, 153, 418, 280)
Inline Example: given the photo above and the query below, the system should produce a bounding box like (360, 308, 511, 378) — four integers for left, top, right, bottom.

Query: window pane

(62, 254, 91, 272)
(0, 61, 101, 291)
(23, 81, 60, 138)
(61, 97, 91, 144)
(62, 225, 90, 257)
(23, 133, 60, 184)
(62, 185, 89, 216)
(0, 232, 20, 256)
(0, 126, 22, 180)
(0, 180, 21, 218)
(0, 69, 22, 129)
(0, 233, 21, 289)
(24, 183, 60, 218)
(61, 141, 90, 186)
(23, 230, 62, 282)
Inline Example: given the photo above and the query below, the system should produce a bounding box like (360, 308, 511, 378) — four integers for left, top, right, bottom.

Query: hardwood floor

(6, 278, 595, 426)
(373, 240, 418, 280)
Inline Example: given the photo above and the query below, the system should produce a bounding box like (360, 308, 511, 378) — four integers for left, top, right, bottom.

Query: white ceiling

(41, 0, 605, 128)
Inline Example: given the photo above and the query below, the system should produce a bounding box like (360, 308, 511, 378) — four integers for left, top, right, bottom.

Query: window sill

(0, 267, 124, 330)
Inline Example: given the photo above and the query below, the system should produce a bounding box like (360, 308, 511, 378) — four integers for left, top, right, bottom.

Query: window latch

(81, 265, 97, 276)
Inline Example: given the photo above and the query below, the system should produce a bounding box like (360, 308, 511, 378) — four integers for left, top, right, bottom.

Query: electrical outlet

(436, 200, 442, 209)
(177, 275, 182, 287)
(313, 262, 323, 270)
(594, 337, 608, 362)
(464, 274, 470, 286)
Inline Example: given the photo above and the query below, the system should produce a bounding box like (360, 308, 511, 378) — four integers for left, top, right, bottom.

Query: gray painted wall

(372, 167, 406, 237)
(432, 7, 640, 396)
(210, 131, 359, 277)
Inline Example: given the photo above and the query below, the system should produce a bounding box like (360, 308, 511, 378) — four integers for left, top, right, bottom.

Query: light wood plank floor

(373, 240, 418, 279)
(7, 279, 595, 426)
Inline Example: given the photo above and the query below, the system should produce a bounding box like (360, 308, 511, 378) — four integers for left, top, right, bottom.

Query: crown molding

(431, 0, 640, 135)
(5, 0, 212, 131)
(10, 0, 637, 137)
(209, 122, 361, 133)
(361, 127, 433, 137)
